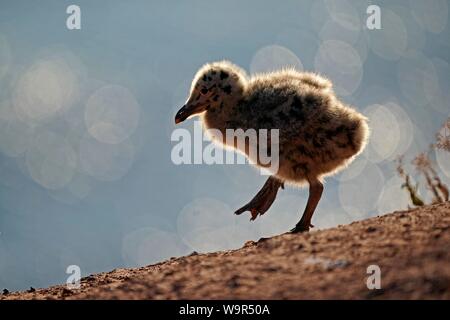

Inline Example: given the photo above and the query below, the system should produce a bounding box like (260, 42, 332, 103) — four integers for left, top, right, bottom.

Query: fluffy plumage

(175, 60, 370, 232)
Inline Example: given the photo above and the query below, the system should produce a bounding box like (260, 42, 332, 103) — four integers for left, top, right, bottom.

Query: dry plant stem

(397, 156, 425, 207)
(424, 170, 444, 204)
(436, 117, 450, 151)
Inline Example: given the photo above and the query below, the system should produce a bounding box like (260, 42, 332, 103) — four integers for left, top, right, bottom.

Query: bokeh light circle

(324, 0, 361, 32)
(14, 58, 78, 122)
(338, 162, 385, 219)
(0, 100, 34, 157)
(334, 152, 368, 181)
(319, 18, 360, 45)
(367, 9, 408, 61)
(275, 28, 320, 69)
(314, 40, 363, 96)
(377, 176, 411, 215)
(85, 85, 141, 144)
(79, 134, 135, 182)
(177, 198, 239, 252)
(397, 50, 438, 107)
(426, 58, 450, 114)
(384, 101, 414, 158)
(310, 0, 331, 33)
(318, 16, 369, 64)
(48, 173, 93, 205)
(410, 0, 448, 34)
(250, 45, 303, 74)
(394, 5, 426, 52)
(26, 130, 77, 190)
(364, 104, 401, 163)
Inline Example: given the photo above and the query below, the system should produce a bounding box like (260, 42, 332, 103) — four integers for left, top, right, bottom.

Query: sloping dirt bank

(2, 202, 449, 300)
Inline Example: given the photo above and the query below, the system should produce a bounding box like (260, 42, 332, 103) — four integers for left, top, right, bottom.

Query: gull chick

(175, 61, 369, 233)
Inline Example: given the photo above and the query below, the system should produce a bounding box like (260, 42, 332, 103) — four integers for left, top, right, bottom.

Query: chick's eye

(200, 88, 208, 95)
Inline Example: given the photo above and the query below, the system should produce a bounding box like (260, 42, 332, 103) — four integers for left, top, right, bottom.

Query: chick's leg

(235, 176, 284, 221)
(291, 179, 323, 233)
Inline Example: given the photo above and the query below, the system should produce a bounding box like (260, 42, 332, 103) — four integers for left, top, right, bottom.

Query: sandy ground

(2, 202, 450, 300)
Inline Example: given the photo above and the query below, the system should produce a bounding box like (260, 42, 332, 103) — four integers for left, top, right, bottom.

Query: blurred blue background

(0, 0, 449, 291)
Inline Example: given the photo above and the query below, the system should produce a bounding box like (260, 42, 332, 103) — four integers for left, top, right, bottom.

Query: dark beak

(174, 103, 205, 124)
(175, 105, 190, 124)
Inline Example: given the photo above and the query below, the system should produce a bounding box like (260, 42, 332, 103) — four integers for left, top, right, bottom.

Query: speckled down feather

(185, 61, 370, 184)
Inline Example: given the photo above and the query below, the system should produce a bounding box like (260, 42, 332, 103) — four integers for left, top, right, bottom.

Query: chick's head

(175, 60, 247, 124)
